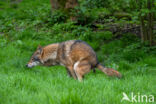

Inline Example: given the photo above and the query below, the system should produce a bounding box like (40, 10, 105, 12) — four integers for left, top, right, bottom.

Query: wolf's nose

(26, 64, 28, 67)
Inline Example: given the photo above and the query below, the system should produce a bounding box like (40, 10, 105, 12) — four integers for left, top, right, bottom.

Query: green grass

(0, 44, 155, 104)
(0, 0, 156, 104)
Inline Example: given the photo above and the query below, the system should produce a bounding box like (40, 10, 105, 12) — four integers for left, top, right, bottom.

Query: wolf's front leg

(66, 66, 77, 79)
(66, 68, 72, 77)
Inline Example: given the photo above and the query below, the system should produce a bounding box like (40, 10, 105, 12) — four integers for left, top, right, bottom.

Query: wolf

(26, 40, 122, 81)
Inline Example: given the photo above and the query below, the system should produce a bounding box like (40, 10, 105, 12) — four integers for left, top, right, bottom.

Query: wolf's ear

(37, 45, 42, 49)
(37, 45, 43, 53)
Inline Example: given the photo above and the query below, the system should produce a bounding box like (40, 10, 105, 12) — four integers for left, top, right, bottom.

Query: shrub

(122, 43, 146, 62)
(118, 61, 132, 70)
(51, 22, 77, 34)
(0, 38, 7, 48)
(120, 33, 139, 45)
(72, 26, 91, 37)
(73, 7, 96, 25)
(13, 30, 34, 40)
(101, 40, 124, 55)
(132, 64, 148, 75)
(47, 10, 67, 26)
(95, 31, 113, 40)
(87, 41, 100, 51)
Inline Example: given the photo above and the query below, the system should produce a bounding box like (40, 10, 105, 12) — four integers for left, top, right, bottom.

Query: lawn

(0, 0, 156, 104)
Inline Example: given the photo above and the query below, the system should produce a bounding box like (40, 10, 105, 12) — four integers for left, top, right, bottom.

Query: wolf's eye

(33, 56, 39, 61)
(36, 52, 40, 54)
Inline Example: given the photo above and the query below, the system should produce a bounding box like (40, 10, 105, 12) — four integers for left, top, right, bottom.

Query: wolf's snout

(26, 61, 40, 68)
(25, 63, 32, 68)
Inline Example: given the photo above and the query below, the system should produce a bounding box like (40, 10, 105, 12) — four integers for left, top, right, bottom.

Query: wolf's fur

(26, 40, 122, 81)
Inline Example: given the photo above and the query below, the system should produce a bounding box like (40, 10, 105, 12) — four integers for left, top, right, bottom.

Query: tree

(137, 0, 155, 46)
(50, 0, 78, 21)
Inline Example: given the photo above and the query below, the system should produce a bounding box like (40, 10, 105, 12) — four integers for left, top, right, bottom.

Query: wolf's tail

(96, 63, 122, 78)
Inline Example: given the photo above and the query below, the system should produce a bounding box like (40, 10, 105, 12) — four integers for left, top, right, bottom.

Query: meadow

(0, 0, 156, 104)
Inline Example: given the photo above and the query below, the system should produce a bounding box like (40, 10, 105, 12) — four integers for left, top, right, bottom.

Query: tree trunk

(138, 0, 147, 42)
(50, 0, 60, 10)
(65, 0, 78, 9)
(140, 16, 147, 42)
(147, 0, 154, 46)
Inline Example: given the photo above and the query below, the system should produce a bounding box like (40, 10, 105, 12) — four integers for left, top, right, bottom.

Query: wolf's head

(26, 45, 43, 68)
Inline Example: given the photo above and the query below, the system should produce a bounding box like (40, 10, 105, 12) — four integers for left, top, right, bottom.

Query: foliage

(72, 7, 97, 25)
(122, 43, 146, 62)
(0, 38, 7, 47)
